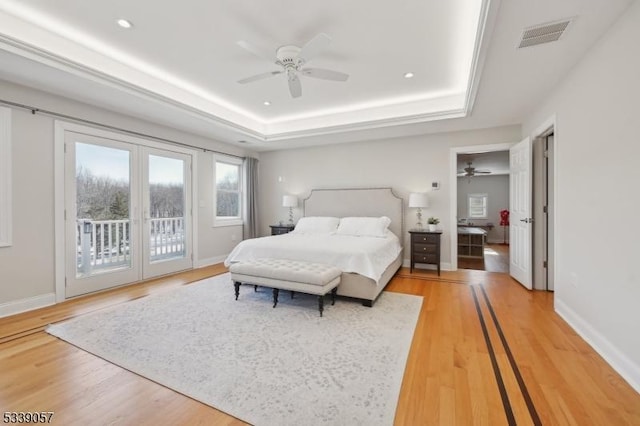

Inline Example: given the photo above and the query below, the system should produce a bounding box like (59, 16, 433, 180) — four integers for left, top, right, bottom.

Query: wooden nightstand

(270, 224, 295, 235)
(409, 229, 442, 275)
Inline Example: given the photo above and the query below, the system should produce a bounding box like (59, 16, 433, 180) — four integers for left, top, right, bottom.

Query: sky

(76, 143, 184, 185)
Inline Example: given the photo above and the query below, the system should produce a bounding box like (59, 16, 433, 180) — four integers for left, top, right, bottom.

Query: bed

(225, 187, 404, 306)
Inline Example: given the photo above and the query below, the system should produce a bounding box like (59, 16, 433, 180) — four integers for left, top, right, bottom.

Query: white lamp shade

(282, 195, 298, 207)
(408, 192, 429, 208)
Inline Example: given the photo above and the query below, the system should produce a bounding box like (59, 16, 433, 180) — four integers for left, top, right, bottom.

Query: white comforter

(224, 232, 402, 283)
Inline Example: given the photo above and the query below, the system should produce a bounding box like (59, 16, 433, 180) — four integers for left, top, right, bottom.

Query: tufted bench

(229, 258, 342, 317)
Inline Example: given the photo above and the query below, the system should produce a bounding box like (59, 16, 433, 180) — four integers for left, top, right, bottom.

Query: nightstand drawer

(272, 228, 290, 235)
(413, 243, 436, 254)
(411, 234, 439, 244)
(413, 254, 438, 264)
(270, 225, 295, 235)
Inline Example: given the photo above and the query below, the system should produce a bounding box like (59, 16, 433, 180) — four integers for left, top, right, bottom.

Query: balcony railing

(76, 217, 185, 274)
(149, 217, 185, 261)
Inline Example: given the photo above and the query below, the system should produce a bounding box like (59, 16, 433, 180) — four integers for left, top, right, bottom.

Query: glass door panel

(65, 133, 140, 297)
(75, 142, 132, 276)
(142, 148, 192, 278)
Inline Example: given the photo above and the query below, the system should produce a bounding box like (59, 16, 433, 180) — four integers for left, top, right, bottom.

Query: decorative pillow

(336, 216, 391, 238)
(291, 216, 340, 234)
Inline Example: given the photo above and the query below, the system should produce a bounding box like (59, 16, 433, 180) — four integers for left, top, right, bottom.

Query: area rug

(46, 273, 422, 425)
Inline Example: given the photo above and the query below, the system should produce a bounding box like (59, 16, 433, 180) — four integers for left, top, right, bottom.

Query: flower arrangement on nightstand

(427, 217, 440, 232)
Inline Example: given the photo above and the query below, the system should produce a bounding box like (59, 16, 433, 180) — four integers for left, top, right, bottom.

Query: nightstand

(409, 229, 442, 275)
(270, 224, 295, 235)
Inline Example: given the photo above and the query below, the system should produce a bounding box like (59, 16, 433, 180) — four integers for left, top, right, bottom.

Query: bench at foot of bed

(229, 258, 341, 317)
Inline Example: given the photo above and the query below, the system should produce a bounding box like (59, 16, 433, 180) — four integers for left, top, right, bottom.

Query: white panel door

(510, 137, 533, 289)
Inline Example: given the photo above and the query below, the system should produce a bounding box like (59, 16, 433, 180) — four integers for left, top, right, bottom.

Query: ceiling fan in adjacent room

(236, 33, 349, 98)
(458, 161, 491, 178)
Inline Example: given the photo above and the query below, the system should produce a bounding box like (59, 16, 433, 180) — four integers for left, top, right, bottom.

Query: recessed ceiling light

(117, 19, 133, 29)
(404, 72, 414, 79)
(263, 101, 271, 106)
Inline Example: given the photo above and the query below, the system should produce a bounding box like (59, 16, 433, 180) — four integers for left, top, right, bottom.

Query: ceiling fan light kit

(459, 161, 491, 181)
(237, 33, 349, 99)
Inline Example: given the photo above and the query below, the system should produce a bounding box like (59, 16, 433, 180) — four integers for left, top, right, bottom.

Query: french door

(64, 131, 192, 298)
(142, 148, 192, 277)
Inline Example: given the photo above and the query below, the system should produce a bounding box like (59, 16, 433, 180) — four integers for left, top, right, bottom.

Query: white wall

(456, 174, 509, 243)
(257, 125, 521, 267)
(523, 1, 640, 391)
(0, 80, 256, 312)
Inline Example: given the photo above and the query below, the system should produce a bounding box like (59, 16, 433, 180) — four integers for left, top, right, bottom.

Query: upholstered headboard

(303, 188, 404, 242)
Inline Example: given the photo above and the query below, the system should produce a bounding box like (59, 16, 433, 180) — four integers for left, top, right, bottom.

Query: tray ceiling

(0, 0, 633, 150)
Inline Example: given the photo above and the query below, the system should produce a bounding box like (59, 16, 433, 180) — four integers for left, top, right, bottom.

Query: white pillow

(336, 216, 391, 238)
(291, 216, 340, 234)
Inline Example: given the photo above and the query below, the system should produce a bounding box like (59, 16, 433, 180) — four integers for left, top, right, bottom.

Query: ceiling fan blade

(288, 73, 302, 98)
(238, 70, 283, 84)
(475, 171, 491, 174)
(236, 40, 275, 62)
(301, 68, 349, 82)
(299, 33, 331, 62)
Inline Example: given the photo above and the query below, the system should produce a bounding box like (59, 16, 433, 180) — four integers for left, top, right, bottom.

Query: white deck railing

(149, 217, 185, 261)
(77, 217, 185, 273)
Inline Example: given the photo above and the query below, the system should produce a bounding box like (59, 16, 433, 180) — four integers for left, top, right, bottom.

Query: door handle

(520, 218, 534, 223)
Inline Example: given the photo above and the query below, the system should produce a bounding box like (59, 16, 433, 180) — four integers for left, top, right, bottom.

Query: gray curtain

(243, 157, 259, 239)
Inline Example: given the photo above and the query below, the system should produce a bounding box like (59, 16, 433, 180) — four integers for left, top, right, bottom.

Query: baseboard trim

(195, 255, 228, 269)
(555, 298, 640, 393)
(0, 293, 56, 318)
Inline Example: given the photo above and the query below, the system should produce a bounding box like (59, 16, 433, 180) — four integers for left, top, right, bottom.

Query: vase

(428, 224, 437, 232)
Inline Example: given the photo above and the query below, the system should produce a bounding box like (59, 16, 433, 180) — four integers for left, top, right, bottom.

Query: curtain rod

(0, 98, 246, 159)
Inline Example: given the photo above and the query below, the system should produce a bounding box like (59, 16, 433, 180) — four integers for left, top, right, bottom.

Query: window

(0, 106, 11, 247)
(214, 155, 243, 226)
(468, 193, 488, 219)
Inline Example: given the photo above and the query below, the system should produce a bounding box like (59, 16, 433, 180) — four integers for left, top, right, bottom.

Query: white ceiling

(0, 0, 633, 151)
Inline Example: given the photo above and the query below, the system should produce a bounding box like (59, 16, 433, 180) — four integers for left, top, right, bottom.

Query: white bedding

(224, 232, 402, 283)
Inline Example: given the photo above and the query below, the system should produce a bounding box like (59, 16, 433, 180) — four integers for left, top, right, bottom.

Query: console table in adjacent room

(457, 227, 487, 259)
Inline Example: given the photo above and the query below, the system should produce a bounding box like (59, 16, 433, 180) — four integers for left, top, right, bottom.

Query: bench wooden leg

(318, 295, 324, 317)
(254, 285, 258, 292)
(234, 281, 240, 300)
(273, 288, 279, 308)
(331, 287, 337, 305)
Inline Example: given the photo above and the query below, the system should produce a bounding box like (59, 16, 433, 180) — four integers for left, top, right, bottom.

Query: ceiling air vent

(518, 18, 573, 48)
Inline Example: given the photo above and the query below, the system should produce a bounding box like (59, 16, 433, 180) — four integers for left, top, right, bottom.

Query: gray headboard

(303, 188, 404, 242)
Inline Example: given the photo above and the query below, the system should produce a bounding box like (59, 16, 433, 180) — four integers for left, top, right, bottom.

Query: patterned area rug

(47, 273, 422, 425)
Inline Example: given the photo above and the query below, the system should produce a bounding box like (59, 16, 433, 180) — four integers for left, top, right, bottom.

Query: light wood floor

(1, 266, 639, 425)
(458, 243, 510, 273)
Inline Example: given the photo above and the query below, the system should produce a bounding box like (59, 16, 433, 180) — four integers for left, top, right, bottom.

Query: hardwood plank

(1, 265, 639, 425)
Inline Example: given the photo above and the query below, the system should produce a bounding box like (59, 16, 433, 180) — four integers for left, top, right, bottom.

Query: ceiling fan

(458, 161, 491, 177)
(236, 33, 349, 98)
